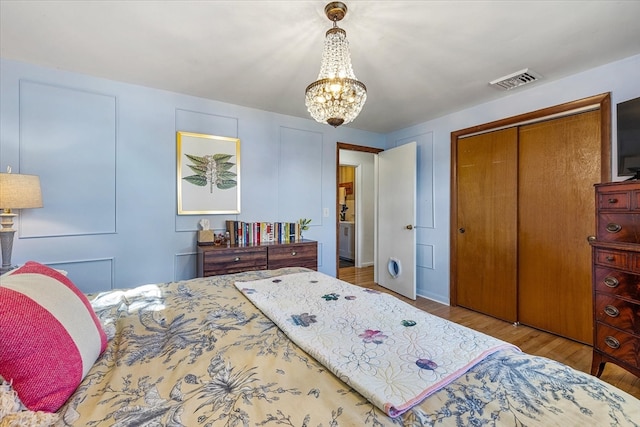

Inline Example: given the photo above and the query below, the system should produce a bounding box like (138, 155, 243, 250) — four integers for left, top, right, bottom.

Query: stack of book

(225, 221, 301, 245)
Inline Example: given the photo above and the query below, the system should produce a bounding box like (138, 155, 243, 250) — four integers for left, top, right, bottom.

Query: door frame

(336, 142, 383, 277)
(449, 92, 611, 306)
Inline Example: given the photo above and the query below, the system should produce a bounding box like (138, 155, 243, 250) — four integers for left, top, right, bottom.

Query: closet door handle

(458, 228, 465, 234)
(406, 225, 414, 230)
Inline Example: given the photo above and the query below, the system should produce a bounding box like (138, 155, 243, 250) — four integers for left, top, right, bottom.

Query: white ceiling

(2, 1, 640, 134)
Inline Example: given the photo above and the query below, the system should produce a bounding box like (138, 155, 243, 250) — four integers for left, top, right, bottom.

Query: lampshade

(305, 2, 367, 127)
(0, 171, 43, 273)
(0, 173, 43, 210)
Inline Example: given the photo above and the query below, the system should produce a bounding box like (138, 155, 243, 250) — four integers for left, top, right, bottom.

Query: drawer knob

(604, 305, 620, 317)
(605, 223, 622, 233)
(606, 255, 615, 262)
(234, 257, 241, 262)
(603, 277, 619, 288)
(607, 198, 618, 204)
(291, 251, 297, 256)
(604, 336, 620, 349)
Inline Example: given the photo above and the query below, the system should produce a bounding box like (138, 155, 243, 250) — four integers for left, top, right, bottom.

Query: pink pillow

(0, 261, 107, 412)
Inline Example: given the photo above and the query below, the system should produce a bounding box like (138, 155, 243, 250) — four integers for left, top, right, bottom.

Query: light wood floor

(338, 266, 640, 399)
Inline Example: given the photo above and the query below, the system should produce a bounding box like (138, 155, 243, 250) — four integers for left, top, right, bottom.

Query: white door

(376, 142, 417, 300)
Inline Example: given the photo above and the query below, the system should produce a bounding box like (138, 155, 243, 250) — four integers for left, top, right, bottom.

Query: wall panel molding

(46, 257, 114, 293)
(19, 80, 117, 238)
(175, 251, 197, 281)
(175, 109, 240, 232)
(417, 243, 434, 269)
(278, 127, 323, 226)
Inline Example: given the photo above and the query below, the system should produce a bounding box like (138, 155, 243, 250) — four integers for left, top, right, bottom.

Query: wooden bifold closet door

(517, 110, 600, 344)
(455, 109, 601, 344)
(456, 128, 518, 323)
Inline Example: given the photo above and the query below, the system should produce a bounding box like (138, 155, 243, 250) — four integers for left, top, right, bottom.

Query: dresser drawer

(598, 189, 632, 210)
(594, 248, 630, 269)
(267, 243, 317, 270)
(201, 247, 268, 276)
(595, 294, 640, 335)
(594, 266, 640, 300)
(633, 254, 640, 274)
(634, 190, 640, 210)
(597, 213, 640, 243)
(595, 323, 640, 370)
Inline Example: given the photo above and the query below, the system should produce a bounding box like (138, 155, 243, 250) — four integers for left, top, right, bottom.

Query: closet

(451, 94, 610, 344)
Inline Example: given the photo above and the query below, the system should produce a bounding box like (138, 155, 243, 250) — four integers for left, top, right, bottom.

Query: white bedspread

(236, 271, 519, 417)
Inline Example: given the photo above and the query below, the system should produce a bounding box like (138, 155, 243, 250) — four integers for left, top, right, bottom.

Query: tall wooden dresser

(589, 181, 640, 379)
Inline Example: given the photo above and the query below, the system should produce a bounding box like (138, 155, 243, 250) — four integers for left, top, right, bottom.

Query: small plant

(298, 218, 311, 231)
(298, 218, 311, 240)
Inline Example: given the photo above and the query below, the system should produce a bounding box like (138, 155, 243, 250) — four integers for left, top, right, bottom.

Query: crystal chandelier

(305, 2, 367, 127)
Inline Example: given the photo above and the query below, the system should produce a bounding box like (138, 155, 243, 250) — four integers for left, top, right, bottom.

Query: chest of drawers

(590, 181, 640, 379)
(198, 240, 317, 277)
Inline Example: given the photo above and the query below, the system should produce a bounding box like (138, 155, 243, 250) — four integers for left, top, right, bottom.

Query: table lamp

(0, 168, 43, 273)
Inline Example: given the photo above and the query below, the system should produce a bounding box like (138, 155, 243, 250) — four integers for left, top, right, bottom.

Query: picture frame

(177, 131, 241, 215)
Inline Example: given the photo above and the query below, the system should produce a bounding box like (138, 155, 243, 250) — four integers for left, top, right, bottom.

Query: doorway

(338, 165, 356, 268)
(337, 142, 418, 300)
(336, 143, 382, 280)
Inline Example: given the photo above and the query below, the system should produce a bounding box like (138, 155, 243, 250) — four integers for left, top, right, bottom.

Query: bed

(1, 263, 639, 426)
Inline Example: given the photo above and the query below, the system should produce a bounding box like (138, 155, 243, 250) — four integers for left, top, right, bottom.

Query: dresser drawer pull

(606, 255, 615, 262)
(234, 257, 241, 262)
(604, 336, 620, 349)
(604, 305, 620, 317)
(603, 277, 619, 288)
(607, 198, 618, 204)
(605, 223, 622, 233)
(291, 251, 297, 256)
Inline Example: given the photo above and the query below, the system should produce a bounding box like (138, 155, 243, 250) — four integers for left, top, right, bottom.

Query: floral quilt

(45, 267, 640, 426)
(235, 271, 518, 416)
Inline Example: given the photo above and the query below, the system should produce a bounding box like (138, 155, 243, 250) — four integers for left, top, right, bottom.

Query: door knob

(406, 225, 413, 230)
(459, 228, 465, 233)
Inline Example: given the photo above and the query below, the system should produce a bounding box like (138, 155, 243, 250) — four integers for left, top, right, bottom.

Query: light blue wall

(387, 54, 640, 304)
(3, 54, 639, 299)
(0, 58, 384, 292)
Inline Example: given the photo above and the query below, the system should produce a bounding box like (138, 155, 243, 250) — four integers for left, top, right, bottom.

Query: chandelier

(305, 2, 367, 127)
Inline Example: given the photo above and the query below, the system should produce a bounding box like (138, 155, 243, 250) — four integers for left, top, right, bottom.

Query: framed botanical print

(177, 131, 240, 214)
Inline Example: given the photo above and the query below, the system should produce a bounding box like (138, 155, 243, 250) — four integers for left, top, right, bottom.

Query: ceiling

(2, 1, 640, 134)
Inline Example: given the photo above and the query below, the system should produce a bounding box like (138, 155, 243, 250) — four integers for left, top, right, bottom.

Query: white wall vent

(489, 68, 542, 90)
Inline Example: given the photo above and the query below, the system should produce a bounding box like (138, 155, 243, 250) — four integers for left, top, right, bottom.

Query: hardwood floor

(338, 266, 640, 399)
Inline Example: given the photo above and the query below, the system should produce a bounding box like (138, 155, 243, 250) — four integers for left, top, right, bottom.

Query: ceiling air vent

(489, 68, 542, 90)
